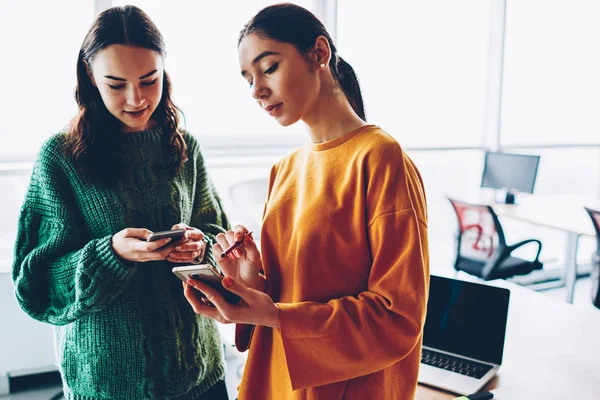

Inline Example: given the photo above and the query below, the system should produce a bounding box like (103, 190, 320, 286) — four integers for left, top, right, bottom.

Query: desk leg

(563, 233, 580, 304)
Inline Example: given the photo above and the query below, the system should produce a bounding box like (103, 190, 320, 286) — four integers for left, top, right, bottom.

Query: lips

(125, 107, 147, 115)
(124, 107, 148, 119)
(264, 103, 282, 115)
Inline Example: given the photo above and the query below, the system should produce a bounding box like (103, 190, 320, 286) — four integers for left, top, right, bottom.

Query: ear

(84, 60, 97, 87)
(312, 35, 331, 70)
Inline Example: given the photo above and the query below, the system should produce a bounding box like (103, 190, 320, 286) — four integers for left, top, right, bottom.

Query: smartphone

(172, 264, 241, 304)
(147, 229, 186, 242)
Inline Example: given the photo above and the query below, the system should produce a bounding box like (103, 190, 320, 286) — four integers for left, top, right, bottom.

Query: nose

(126, 86, 145, 108)
(251, 79, 269, 100)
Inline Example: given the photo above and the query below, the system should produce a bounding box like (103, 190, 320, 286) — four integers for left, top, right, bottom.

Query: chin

(276, 115, 300, 127)
(121, 119, 151, 132)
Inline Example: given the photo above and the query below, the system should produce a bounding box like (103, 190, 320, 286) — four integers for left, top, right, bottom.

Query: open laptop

(418, 275, 510, 395)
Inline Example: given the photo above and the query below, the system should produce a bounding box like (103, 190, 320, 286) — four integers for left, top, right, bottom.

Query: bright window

(501, 0, 600, 146)
(337, 0, 491, 148)
(0, 1, 95, 158)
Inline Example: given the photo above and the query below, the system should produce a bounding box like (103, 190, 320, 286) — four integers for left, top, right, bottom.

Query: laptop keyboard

(421, 349, 494, 379)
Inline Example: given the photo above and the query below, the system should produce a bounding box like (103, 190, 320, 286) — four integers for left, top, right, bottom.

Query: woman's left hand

(167, 223, 207, 264)
(183, 276, 280, 328)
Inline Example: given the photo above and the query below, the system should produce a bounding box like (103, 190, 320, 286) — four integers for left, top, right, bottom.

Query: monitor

(423, 275, 510, 365)
(481, 151, 540, 203)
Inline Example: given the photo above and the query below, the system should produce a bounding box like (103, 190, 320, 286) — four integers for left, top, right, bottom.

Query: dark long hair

(64, 5, 186, 184)
(239, 3, 366, 121)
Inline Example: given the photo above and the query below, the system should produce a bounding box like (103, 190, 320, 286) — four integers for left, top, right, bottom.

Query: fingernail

(165, 238, 172, 243)
(175, 246, 182, 251)
(222, 277, 233, 288)
(187, 278, 196, 287)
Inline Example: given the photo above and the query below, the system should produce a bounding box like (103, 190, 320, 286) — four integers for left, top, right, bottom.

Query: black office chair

(447, 197, 543, 281)
(584, 207, 600, 309)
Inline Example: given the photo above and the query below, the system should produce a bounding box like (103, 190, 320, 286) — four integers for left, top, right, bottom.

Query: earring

(320, 63, 326, 69)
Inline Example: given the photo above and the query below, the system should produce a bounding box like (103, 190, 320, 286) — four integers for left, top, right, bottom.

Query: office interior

(0, 1, 599, 399)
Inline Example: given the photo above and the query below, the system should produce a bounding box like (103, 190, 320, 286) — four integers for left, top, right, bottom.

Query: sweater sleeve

(186, 135, 230, 267)
(12, 141, 136, 326)
(277, 144, 430, 390)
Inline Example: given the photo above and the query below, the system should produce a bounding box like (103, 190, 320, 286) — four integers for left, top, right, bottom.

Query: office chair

(447, 197, 543, 281)
(229, 178, 269, 241)
(584, 207, 600, 309)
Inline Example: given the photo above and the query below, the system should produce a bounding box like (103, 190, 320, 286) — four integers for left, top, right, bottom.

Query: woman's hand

(166, 223, 207, 264)
(112, 228, 175, 262)
(214, 225, 266, 292)
(183, 276, 280, 328)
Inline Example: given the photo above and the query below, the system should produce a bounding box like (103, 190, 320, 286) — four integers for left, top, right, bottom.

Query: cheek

(148, 84, 163, 104)
(97, 88, 123, 110)
(285, 74, 314, 109)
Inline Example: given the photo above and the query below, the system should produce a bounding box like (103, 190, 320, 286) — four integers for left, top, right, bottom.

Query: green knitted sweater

(12, 127, 229, 399)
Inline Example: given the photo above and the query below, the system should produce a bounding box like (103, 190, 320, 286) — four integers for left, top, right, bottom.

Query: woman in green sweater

(12, 6, 230, 400)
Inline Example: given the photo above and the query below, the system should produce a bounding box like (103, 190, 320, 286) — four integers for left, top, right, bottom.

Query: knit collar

(109, 126, 164, 146)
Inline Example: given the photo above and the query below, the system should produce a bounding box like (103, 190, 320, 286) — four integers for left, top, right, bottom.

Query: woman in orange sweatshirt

(183, 3, 430, 399)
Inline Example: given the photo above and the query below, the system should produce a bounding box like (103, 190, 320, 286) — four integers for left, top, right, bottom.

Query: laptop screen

(423, 275, 510, 365)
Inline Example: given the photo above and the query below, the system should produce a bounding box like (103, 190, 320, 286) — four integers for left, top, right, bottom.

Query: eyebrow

(104, 69, 158, 81)
(241, 51, 281, 77)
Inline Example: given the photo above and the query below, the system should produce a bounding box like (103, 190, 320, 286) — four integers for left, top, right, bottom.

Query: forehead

(238, 33, 296, 68)
(90, 44, 163, 76)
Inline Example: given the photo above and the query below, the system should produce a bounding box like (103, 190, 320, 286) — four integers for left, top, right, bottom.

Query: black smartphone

(172, 264, 241, 304)
(147, 229, 186, 242)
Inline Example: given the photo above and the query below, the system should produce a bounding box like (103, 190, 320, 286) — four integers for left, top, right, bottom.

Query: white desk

(489, 194, 597, 303)
(219, 281, 600, 400)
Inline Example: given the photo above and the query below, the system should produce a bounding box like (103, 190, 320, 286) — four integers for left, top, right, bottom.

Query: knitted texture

(12, 127, 229, 399)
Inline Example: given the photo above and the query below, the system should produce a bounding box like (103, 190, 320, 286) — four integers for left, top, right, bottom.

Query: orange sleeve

(277, 208, 429, 390)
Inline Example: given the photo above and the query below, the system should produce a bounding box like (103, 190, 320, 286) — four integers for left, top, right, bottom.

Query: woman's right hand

(112, 228, 176, 263)
(214, 225, 266, 292)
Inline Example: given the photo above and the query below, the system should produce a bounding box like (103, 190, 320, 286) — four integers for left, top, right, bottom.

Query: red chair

(448, 197, 543, 280)
(584, 207, 600, 309)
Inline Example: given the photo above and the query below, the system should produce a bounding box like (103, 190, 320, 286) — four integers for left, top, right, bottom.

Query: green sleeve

(11, 141, 136, 326)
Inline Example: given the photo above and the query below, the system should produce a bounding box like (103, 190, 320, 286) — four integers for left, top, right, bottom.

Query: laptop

(418, 275, 510, 395)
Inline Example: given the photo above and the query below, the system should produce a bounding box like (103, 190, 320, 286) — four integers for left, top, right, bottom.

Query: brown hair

(64, 5, 186, 184)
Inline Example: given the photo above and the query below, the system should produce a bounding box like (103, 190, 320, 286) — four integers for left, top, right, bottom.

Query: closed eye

(265, 63, 279, 75)
(108, 84, 125, 90)
(141, 78, 157, 87)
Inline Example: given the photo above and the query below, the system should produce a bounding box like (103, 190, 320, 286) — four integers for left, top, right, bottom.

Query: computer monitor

(481, 151, 540, 204)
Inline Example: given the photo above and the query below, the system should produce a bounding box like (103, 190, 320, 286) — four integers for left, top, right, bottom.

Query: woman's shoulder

(36, 132, 71, 166)
(39, 132, 67, 153)
(358, 125, 404, 160)
(180, 130, 204, 157)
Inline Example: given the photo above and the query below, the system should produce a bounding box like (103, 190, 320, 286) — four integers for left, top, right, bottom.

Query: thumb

(222, 277, 250, 297)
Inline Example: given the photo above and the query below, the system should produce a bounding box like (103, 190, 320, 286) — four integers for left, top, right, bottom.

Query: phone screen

(147, 229, 186, 242)
(172, 265, 240, 304)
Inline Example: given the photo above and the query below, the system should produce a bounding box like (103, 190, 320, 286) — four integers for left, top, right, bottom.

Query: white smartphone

(173, 264, 241, 304)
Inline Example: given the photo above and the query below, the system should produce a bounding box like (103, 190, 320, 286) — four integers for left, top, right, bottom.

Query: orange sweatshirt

(237, 125, 430, 400)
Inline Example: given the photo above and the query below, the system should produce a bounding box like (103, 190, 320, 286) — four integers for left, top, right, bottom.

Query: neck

(121, 118, 158, 133)
(302, 77, 365, 144)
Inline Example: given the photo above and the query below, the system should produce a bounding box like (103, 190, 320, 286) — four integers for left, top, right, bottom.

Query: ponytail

(332, 56, 366, 121)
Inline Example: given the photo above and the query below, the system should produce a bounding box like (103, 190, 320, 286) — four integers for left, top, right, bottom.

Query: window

(0, 1, 95, 158)
(501, 0, 600, 146)
(337, 0, 491, 148)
